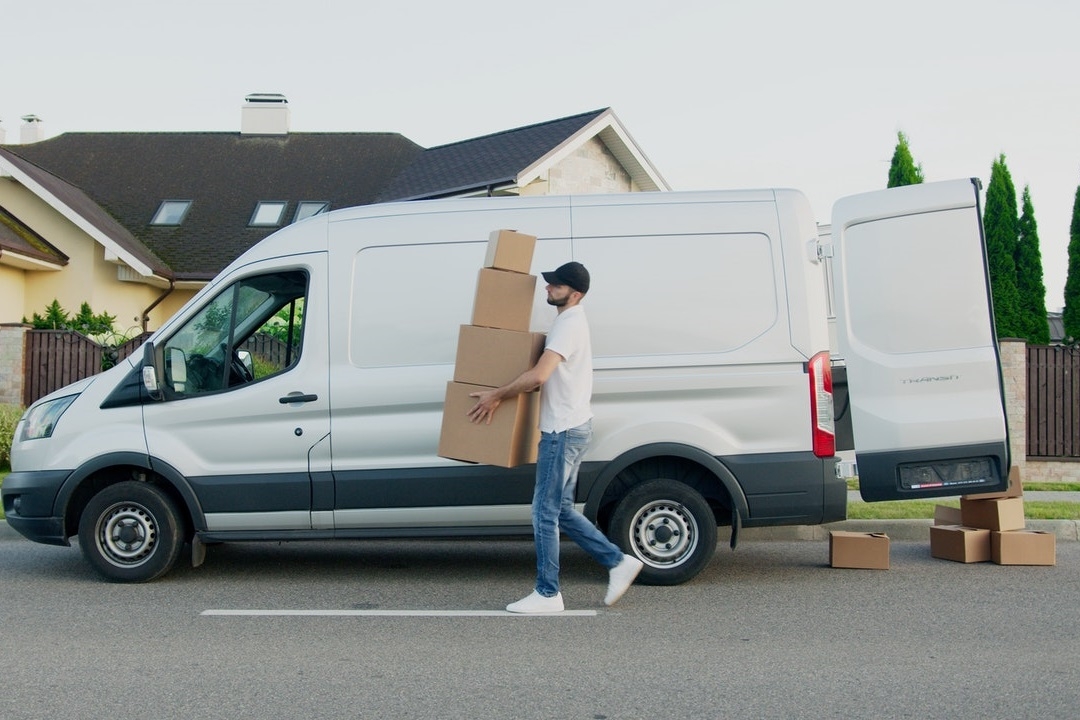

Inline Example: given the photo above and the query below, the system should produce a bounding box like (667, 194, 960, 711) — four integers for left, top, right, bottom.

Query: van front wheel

(78, 481, 184, 583)
(609, 479, 717, 586)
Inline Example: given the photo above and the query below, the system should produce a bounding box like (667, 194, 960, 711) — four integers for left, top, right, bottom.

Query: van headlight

(20, 395, 78, 441)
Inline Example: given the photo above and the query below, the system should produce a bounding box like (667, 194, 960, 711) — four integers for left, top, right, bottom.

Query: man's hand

(467, 389, 502, 424)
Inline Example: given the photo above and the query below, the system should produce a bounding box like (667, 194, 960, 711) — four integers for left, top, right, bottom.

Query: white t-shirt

(540, 305, 593, 433)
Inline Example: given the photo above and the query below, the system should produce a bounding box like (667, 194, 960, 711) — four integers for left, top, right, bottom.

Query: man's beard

(547, 295, 568, 308)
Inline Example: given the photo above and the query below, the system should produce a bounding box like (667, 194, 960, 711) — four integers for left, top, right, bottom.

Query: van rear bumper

(1, 470, 73, 546)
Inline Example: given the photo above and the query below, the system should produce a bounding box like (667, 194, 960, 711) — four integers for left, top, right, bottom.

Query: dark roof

(0, 205, 67, 266)
(0, 147, 169, 276)
(4, 132, 423, 280)
(378, 109, 608, 201)
(0, 110, 615, 281)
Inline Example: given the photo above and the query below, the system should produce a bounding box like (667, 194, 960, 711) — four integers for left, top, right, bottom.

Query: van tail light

(808, 351, 835, 458)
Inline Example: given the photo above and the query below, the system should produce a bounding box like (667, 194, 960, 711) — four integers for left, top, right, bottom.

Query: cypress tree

(1063, 182, 1080, 342)
(887, 131, 925, 188)
(983, 155, 1023, 338)
(1015, 185, 1049, 343)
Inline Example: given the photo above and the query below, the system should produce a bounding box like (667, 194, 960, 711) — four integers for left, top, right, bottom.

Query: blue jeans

(533, 420, 624, 597)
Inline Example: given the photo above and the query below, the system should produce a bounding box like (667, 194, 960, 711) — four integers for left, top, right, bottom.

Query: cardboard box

(959, 496, 1025, 532)
(933, 504, 962, 526)
(930, 525, 991, 563)
(471, 268, 537, 331)
(964, 465, 1023, 500)
(437, 381, 539, 468)
(829, 531, 890, 569)
(453, 325, 545, 387)
(484, 229, 537, 274)
(991, 530, 1056, 566)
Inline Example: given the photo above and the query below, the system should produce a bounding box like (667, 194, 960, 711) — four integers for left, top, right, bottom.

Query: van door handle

(279, 393, 319, 404)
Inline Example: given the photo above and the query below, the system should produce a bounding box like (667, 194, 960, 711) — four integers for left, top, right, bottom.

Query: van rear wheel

(77, 481, 184, 583)
(609, 479, 717, 586)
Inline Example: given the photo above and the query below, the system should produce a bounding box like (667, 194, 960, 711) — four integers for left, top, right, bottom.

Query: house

(0, 95, 666, 406)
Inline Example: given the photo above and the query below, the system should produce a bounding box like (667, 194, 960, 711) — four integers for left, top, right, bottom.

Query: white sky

(3, 0, 1078, 308)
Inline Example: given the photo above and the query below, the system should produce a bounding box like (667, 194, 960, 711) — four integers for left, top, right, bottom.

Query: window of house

(250, 201, 288, 227)
(294, 201, 329, 223)
(151, 200, 192, 225)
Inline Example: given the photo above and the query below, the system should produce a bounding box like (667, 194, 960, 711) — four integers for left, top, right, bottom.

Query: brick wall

(0, 323, 29, 408)
(545, 137, 633, 195)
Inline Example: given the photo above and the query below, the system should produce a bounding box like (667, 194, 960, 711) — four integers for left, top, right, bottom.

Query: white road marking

(201, 609, 597, 617)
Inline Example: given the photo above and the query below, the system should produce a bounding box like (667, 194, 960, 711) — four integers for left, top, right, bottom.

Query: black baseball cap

(542, 261, 590, 294)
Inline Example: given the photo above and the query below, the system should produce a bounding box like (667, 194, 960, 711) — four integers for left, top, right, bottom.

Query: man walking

(468, 261, 643, 613)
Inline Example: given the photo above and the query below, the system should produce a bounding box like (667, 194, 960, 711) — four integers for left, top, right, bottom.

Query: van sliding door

(831, 179, 1009, 501)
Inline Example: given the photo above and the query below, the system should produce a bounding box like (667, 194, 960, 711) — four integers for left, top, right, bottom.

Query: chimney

(0, 119, 6, 145)
(20, 115, 45, 144)
(241, 93, 290, 135)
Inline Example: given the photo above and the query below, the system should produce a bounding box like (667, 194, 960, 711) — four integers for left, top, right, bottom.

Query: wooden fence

(1027, 344, 1080, 459)
(23, 330, 149, 406)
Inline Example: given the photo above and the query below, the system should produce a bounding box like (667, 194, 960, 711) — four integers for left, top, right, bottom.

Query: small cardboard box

(437, 381, 539, 468)
(829, 531, 890, 569)
(933, 504, 963, 526)
(471, 268, 537, 332)
(484, 229, 537, 274)
(453, 325, 545, 388)
(991, 530, 1056, 566)
(930, 525, 991, 563)
(964, 465, 1023, 501)
(959, 496, 1025, 532)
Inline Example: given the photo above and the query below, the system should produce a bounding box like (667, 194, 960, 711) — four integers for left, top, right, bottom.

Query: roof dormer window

(250, 201, 287, 227)
(151, 200, 192, 225)
(294, 201, 329, 223)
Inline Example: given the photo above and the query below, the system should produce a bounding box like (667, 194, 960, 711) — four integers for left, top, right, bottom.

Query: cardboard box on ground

(829, 531, 890, 569)
(930, 466, 1055, 566)
(437, 230, 544, 468)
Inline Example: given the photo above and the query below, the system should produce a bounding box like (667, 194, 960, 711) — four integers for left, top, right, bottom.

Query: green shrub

(0, 403, 24, 469)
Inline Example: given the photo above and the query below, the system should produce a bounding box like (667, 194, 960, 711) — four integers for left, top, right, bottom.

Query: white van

(2, 179, 1009, 583)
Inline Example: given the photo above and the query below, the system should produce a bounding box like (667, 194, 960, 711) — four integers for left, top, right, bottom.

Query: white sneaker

(604, 554, 644, 606)
(506, 590, 564, 614)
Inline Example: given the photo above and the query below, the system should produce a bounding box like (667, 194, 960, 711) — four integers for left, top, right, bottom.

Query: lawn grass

(846, 499, 1080, 520)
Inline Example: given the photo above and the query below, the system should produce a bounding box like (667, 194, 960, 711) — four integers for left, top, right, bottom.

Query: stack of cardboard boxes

(830, 467, 1056, 570)
(437, 230, 546, 468)
(931, 467, 1056, 565)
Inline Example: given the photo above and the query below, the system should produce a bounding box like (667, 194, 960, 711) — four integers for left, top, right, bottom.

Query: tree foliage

(1064, 182, 1080, 343)
(1015, 186, 1049, 343)
(887, 131, 925, 188)
(23, 300, 116, 336)
(983, 155, 1023, 338)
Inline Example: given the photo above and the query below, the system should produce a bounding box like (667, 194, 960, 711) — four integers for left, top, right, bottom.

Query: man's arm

(467, 349, 563, 424)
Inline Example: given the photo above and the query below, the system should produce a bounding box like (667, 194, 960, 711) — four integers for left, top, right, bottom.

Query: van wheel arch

(587, 443, 748, 528)
(57, 454, 203, 541)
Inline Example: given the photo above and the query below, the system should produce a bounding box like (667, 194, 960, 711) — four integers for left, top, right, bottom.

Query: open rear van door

(831, 178, 1009, 501)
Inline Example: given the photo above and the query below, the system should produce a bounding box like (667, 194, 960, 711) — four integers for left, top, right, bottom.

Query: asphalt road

(1, 533, 1077, 720)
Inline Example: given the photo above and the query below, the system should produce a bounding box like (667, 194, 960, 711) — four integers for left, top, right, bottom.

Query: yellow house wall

(0, 264, 26, 318)
(0, 178, 179, 334)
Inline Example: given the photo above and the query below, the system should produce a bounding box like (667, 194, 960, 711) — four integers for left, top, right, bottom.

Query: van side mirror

(141, 341, 162, 400)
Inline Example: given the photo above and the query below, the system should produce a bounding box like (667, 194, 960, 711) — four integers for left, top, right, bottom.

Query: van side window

(162, 271, 307, 398)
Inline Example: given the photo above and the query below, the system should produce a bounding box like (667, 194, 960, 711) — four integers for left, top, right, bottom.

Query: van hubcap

(629, 499, 698, 567)
(99, 503, 157, 565)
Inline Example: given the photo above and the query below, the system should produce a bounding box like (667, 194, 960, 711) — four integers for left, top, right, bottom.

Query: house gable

(0, 204, 67, 271)
(377, 108, 667, 201)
